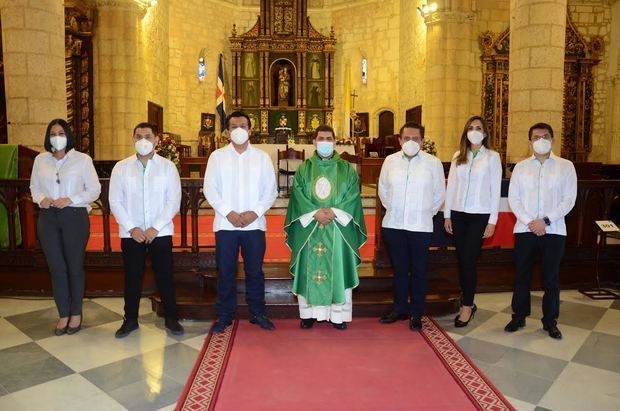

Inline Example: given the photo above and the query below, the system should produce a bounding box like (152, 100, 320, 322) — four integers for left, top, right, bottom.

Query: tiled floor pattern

(0, 290, 619, 410)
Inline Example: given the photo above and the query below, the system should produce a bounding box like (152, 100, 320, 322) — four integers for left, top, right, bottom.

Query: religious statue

(278, 66, 290, 104)
(309, 85, 321, 107)
(310, 57, 321, 79)
(244, 54, 255, 77)
(275, 114, 292, 144)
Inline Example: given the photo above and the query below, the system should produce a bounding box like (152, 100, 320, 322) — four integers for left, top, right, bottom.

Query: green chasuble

(285, 152, 367, 306)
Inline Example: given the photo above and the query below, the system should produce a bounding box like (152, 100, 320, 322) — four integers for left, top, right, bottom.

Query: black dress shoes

(300, 318, 316, 329)
(66, 314, 82, 335)
(504, 317, 526, 332)
(165, 318, 185, 336)
(54, 326, 67, 336)
(409, 316, 423, 331)
(250, 315, 275, 330)
(543, 324, 563, 339)
(332, 322, 347, 330)
(211, 319, 232, 334)
(115, 319, 139, 338)
(379, 312, 409, 324)
(454, 305, 477, 328)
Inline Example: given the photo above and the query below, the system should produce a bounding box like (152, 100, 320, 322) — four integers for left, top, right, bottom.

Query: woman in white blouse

(444, 116, 502, 327)
(30, 119, 101, 336)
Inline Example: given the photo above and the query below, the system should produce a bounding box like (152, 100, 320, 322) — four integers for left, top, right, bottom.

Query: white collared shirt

(444, 147, 502, 224)
(508, 152, 577, 236)
(203, 143, 277, 232)
(29, 149, 101, 212)
(109, 153, 181, 238)
(378, 150, 446, 232)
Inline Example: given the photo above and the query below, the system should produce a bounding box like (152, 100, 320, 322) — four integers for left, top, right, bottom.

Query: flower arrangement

(423, 139, 437, 156)
(156, 136, 181, 170)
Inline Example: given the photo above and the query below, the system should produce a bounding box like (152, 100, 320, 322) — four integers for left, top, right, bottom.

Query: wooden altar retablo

(230, 0, 336, 142)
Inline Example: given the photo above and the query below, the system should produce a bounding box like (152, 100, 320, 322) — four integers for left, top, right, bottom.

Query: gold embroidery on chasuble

(312, 270, 328, 285)
(313, 242, 328, 257)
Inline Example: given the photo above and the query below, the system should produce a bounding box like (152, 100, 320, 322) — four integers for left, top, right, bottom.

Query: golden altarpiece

(480, 11, 602, 163)
(229, 0, 336, 144)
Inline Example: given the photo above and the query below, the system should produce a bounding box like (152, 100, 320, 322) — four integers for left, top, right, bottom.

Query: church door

(378, 111, 394, 139)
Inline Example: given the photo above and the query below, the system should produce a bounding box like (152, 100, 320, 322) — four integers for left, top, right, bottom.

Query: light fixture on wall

(135, 0, 157, 8)
(416, 2, 438, 16)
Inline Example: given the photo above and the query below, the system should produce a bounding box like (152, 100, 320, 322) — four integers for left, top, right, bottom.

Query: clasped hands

(226, 211, 259, 228)
(314, 208, 336, 225)
(527, 219, 546, 236)
(130, 227, 159, 244)
(40, 197, 73, 209)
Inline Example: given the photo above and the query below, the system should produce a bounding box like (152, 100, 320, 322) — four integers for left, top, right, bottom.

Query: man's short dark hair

(133, 122, 158, 136)
(528, 122, 554, 140)
(313, 125, 336, 140)
(43, 118, 75, 153)
(226, 111, 251, 130)
(399, 122, 425, 139)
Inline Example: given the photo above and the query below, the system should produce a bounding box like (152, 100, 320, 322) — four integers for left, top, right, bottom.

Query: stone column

(1, 0, 66, 150)
(506, 0, 567, 162)
(423, 1, 477, 160)
(94, 0, 144, 160)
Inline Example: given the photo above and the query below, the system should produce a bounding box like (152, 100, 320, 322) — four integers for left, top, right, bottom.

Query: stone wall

(398, 0, 426, 130)
(331, 0, 401, 138)
(1, 0, 66, 151)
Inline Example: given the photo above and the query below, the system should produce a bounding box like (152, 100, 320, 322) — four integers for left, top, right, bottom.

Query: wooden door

(378, 110, 394, 139)
(148, 101, 164, 134)
(406, 105, 422, 124)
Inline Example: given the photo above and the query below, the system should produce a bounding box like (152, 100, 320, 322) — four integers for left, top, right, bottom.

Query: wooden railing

(0, 178, 213, 254)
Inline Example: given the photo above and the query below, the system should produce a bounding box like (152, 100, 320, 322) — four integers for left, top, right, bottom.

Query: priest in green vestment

(284, 125, 367, 330)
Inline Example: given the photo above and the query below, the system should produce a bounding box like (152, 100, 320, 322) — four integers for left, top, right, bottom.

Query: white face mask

(316, 141, 334, 158)
(135, 138, 154, 156)
(532, 138, 552, 155)
(50, 136, 67, 152)
(467, 130, 484, 146)
(402, 140, 420, 157)
(230, 127, 249, 145)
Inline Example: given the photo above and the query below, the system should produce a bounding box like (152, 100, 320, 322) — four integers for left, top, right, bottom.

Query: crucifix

(350, 89, 358, 110)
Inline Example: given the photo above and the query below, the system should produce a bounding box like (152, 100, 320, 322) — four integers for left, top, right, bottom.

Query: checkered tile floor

(0, 290, 619, 410)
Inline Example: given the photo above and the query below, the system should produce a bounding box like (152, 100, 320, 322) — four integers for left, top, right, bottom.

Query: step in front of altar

(151, 263, 461, 320)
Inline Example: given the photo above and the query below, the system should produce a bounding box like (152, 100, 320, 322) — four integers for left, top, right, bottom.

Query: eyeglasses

(56, 171, 60, 184)
(531, 134, 552, 141)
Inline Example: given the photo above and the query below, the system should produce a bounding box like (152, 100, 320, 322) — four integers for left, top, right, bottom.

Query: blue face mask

(316, 141, 334, 158)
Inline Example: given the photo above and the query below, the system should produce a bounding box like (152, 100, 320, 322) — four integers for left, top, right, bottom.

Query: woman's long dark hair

(455, 116, 491, 166)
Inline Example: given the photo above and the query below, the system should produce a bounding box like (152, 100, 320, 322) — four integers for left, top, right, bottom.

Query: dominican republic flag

(216, 54, 226, 130)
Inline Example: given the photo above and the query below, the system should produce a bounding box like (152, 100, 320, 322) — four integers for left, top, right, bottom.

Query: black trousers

(383, 228, 432, 317)
(121, 236, 177, 321)
(38, 207, 90, 317)
(451, 211, 489, 306)
(512, 232, 566, 327)
(215, 230, 267, 321)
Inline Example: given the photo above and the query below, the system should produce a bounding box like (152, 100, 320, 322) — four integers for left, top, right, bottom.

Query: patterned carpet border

(175, 321, 237, 411)
(176, 318, 515, 411)
(420, 317, 515, 411)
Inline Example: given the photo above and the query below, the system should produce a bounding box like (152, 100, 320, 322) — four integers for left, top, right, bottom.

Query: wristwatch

(543, 216, 551, 226)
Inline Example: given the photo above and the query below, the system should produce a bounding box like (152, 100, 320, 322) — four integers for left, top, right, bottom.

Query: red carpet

(176, 318, 514, 411)
(86, 215, 376, 262)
